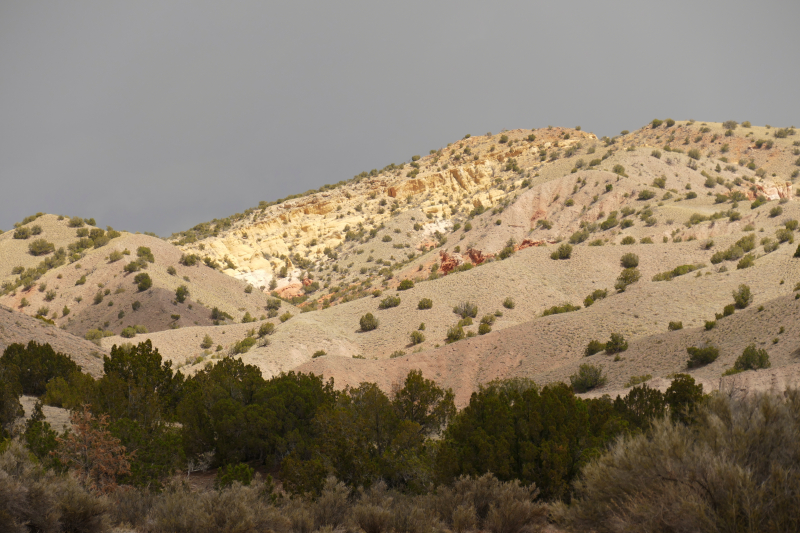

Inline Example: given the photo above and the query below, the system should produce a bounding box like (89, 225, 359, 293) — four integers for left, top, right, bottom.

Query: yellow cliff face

(174, 127, 598, 288)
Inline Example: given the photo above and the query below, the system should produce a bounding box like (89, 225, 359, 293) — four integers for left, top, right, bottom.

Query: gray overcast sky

(1, 1, 798, 236)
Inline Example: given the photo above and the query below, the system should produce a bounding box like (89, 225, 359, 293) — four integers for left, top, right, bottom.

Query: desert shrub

(730, 344, 771, 373)
(614, 268, 641, 292)
(131, 300, 141, 311)
(478, 323, 491, 335)
(687, 148, 701, 160)
(737, 253, 755, 269)
(120, 326, 138, 338)
(612, 165, 627, 176)
(686, 345, 719, 368)
(569, 229, 589, 244)
(668, 321, 683, 331)
(651, 149, 661, 159)
(279, 312, 293, 323)
(619, 253, 639, 268)
(175, 284, 189, 303)
(136, 246, 155, 263)
(200, 334, 214, 349)
(123, 261, 140, 273)
(241, 312, 256, 323)
(446, 324, 465, 343)
(570, 364, 607, 392)
(360, 313, 378, 331)
(732, 284, 752, 309)
(776, 228, 794, 243)
(410, 330, 425, 345)
(258, 322, 275, 337)
(550, 243, 573, 260)
(398, 279, 414, 290)
(583, 289, 607, 307)
(13, 226, 32, 239)
(652, 263, 703, 281)
(28, 239, 55, 256)
(584, 340, 606, 357)
(133, 273, 152, 291)
(565, 389, 800, 531)
(453, 301, 478, 319)
(620, 236, 636, 245)
(542, 303, 581, 317)
(210, 307, 233, 321)
(215, 463, 254, 489)
(796, 244, 800, 258)
(637, 189, 656, 201)
(229, 336, 257, 355)
(379, 295, 401, 309)
(605, 333, 628, 354)
(502, 297, 515, 309)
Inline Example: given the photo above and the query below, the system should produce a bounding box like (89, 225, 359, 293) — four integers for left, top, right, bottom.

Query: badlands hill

(1, 119, 799, 401)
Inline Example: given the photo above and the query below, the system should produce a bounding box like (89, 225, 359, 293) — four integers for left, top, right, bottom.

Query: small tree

(360, 313, 378, 332)
(665, 374, 704, 425)
(53, 404, 133, 494)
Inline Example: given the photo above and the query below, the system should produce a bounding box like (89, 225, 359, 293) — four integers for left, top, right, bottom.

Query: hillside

(2, 119, 798, 400)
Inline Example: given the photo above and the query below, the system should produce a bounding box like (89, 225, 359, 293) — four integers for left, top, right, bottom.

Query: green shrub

(776, 228, 794, 243)
(652, 263, 704, 281)
(605, 333, 628, 355)
(551, 243, 573, 260)
(615, 268, 641, 292)
(651, 119, 663, 128)
(569, 230, 589, 244)
(133, 273, 152, 291)
(13, 227, 31, 239)
(651, 149, 662, 159)
(570, 364, 607, 392)
(687, 345, 719, 368)
(312, 350, 326, 358)
(730, 344, 770, 373)
(136, 246, 155, 263)
(257, 323, 275, 337)
(131, 300, 141, 311)
(732, 284, 752, 309)
(417, 298, 432, 310)
(28, 239, 55, 256)
(446, 324, 465, 343)
(585, 340, 606, 357)
(214, 463, 254, 489)
(583, 289, 608, 307)
(378, 295, 401, 309)
(668, 321, 683, 331)
(120, 326, 137, 338)
(398, 279, 414, 290)
(612, 164, 627, 177)
(503, 297, 515, 309)
(67, 216, 84, 227)
(542, 303, 581, 316)
(175, 285, 189, 303)
(769, 206, 783, 218)
(620, 253, 639, 268)
(736, 254, 755, 269)
(210, 307, 233, 321)
(453, 301, 478, 319)
(200, 334, 214, 349)
(478, 323, 491, 335)
(410, 330, 425, 345)
(620, 236, 636, 245)
(360, 313, 378, 331)
(688, 148, 701, 160)
(637, 190, 656, 201)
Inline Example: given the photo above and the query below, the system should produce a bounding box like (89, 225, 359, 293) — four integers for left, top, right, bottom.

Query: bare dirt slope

(0, 304, 104, 377)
